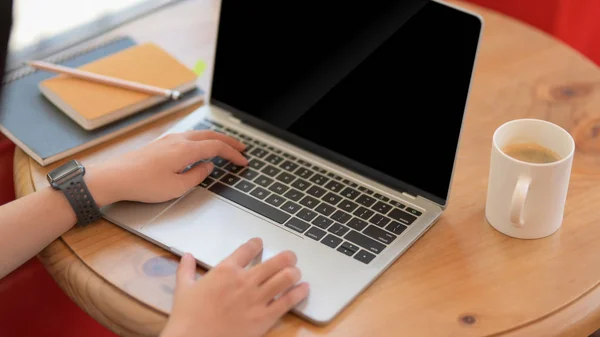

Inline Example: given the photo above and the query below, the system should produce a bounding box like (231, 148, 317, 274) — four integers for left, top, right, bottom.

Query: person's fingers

(183, 139, 248, 168)
(267, 282, 310, 318)
(259, 267, 301, 302)
(224, 238, 263, 267)
(181, 130, 246, 152)
(176, 253, 197, 288)
(179, 162, 214, 189)
(249, 250, 297, 285)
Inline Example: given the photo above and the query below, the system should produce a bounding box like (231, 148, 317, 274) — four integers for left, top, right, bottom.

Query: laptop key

(249, 159, 266, 170)
(283, 188, 304, 201)
(222, 174, 241, 186)
(251, 148, 269, 158)
(281, 201, 302, 214)
(284, 189, 304, 202)
(341, 187, 360, 200)
(321, 234, 343, 249)
(211, 157, 229, 167)
(295, 167, 314, 179)
(353, 206, 375, 220)
(363, 225, 397, 244)
(269, 182, 289, 195)
(328, 223, 350, 237)
(297, 208, 318, 222)
(239, 168, 259, 181)
(210, 167, 226, 179)
(305, 226, 326, 241)
(325, 181, 344, 192)
(406, 207, 422, 216)
(299, 195, 319, 209)
(309, 173, 329, 186)
(262, 165, 281, 177)
(266, 154, 284, 165)
(265, 194, 285, 207)
(345, 231, 386, 254)
(354, 250, 376, 264)
(255, 175, 274, 188)
(315, 203, 335, 216)
(284, 217, 310, 233)
(390, 200, 406, 209)
(250, 187, 270, 200)
(341, 241, 359, 253)
(242, 143, 254, 152)
(372, 201, 392, 215)
(347, 218, 368, 231)
(322, 192, 342, 206)
(291, 178, 310, 191)
(312, 215, 333, 229)
(356, 195, 376, 207)
(306, 185, 326, 198)
(388, 209, 417, 225)
(235, 180, 256, 193)
(339, 200, 358, 213)
(337, 246, 355, 257)
(369, 214, 391, 227)
(276, 172, 296, 184)
(199, 177, 215, 188)
(386, 221, 407, 235)
(330, 210, 351, 224)
(280, 160, 299, 172)
(224, 162, 244, 174)
(209, 183, 290, 224)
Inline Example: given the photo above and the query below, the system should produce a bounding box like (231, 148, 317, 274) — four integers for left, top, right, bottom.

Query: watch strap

(56, 175, 102, 226)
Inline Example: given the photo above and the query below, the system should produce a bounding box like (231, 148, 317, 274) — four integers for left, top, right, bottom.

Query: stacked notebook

(0, 36, 204, 166)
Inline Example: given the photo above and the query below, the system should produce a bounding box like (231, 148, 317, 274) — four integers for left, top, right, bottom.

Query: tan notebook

(38, 42, 198, 130)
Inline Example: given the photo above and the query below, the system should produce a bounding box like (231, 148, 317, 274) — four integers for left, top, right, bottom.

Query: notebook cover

(0, 37, 204, 165)
(39, 43, 198, 121)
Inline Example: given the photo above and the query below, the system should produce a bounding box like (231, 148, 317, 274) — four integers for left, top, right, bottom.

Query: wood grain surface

(13, 0, 600, 336)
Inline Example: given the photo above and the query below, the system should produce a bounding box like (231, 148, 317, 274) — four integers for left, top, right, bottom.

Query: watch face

(48, 160, 84, 184)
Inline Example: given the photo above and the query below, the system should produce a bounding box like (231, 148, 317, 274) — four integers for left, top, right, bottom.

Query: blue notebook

(0, 36, 204, 166)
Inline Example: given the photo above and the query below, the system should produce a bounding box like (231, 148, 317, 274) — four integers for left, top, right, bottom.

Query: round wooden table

(13, 1, 600, 336)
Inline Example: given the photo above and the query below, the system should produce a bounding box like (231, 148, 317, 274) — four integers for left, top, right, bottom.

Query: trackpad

(140, 188, 303, 268)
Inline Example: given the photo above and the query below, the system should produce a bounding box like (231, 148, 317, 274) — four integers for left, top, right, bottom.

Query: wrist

(84, 164, 121, 207)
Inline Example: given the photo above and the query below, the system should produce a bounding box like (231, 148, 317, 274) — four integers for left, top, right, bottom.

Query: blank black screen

(211, 0, 482, 205)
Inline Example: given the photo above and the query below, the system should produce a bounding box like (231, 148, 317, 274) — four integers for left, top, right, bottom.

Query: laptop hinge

(227, 116, 242, 124)
(402, 191, 417, 200)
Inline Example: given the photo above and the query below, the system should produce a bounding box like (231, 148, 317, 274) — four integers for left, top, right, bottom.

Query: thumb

(180, 162, 214, 189)
(176, 253, 197, 288)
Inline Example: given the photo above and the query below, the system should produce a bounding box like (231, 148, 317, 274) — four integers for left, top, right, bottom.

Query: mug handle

(510, 175, 531, 228)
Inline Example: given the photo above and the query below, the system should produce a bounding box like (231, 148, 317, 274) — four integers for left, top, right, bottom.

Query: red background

(1, 1, 599, 336)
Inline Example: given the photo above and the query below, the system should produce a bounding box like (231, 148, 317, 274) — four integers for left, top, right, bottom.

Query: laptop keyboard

(193, 119, 423, 264)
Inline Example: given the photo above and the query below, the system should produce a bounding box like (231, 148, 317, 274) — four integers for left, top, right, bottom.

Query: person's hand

(84, 130, 248, 206)
(161, 238, 310, 337)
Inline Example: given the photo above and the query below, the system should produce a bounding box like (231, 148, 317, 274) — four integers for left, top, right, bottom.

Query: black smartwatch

(47, 159, 102, 226)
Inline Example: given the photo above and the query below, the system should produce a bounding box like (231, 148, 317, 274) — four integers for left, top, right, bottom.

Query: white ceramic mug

(485, 119, 575, 239)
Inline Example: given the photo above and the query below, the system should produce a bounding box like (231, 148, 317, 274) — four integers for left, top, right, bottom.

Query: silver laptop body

(102, 0, 483, 325)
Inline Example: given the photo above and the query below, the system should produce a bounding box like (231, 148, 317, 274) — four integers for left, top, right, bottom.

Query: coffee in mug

(502, 142, 561, 164)
(485, 119, 575, 239)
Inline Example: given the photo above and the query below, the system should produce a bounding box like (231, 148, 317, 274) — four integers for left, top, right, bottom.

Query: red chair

(0, 135, 117, 337)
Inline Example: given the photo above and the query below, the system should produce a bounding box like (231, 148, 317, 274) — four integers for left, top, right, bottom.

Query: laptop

(102, 0, 483, 325)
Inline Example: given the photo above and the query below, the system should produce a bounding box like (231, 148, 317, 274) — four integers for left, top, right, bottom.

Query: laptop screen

(211, 0, 482, 206)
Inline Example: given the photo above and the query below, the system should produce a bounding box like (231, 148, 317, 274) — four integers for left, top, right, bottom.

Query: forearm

(0, 167, 115, 278)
